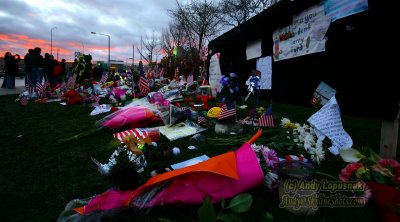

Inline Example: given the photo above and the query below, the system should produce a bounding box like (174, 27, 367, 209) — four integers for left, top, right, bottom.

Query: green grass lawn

(0, 94, 397, 222)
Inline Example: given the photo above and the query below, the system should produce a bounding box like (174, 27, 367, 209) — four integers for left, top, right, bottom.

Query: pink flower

(339, 162, 364, 182)
(358, 182, 372, 205)
(261, 148, 279, 170)
(378, 158, 400, 168)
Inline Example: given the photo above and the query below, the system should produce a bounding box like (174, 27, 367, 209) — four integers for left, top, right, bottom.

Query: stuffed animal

(73, 54, 93, 86)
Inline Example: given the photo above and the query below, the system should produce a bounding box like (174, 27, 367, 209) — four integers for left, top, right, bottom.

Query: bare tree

(136, 31, 160, 65)
(161, 21, 186, 58)
(218, 0, 281, 27)
(170, 0, 222, 52)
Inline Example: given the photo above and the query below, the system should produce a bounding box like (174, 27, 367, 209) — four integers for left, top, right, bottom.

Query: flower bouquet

(339, 148, 400, 221)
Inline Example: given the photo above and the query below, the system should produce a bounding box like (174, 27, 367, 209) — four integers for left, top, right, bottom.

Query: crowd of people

(1, 52, 21, 89)
(1, 48, 67, 93)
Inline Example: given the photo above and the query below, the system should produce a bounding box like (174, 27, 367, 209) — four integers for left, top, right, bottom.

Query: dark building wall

(208, 0, 398, 120)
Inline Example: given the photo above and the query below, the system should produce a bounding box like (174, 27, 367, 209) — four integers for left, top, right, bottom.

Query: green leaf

(227, 193, 253, 213)
(263, 212, 274, 222)
(198, 197, 216, 222)
(218, 214, 242, 222)
(108, 138, 122, 149)
(370, 171, 387, 184)
(369, 148, 381, 163)
(221, 197, 225, 208)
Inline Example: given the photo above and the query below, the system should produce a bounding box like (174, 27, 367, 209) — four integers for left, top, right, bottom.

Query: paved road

(0, 78, 26, 96)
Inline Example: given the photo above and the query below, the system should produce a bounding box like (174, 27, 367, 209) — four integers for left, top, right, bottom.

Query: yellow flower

(283, 122, 297, 129)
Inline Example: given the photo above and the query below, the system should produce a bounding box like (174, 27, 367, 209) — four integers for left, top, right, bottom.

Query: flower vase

(368, 182, 400, 222)
(277, 160, 318, 215)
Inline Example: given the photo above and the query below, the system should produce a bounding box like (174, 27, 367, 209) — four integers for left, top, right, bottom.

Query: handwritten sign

(307, 96, 353, 155)
(208, 53, 222, 96)
(256, 56, 272, 89)
(272, 3, 330, 61)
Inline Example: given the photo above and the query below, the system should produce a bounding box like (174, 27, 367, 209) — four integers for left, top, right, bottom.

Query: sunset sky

(0, 0, 176, 63)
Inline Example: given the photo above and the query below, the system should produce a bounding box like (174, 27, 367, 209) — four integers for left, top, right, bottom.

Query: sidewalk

(0, 78, 26, 96)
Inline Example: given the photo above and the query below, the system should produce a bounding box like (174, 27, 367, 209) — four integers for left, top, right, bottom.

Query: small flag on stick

(20, 96, 28, 106)
(258, 104, 274, 127)
(139, 76, 150, 94)
(198, 110, 207, 126)
(218, 101, 236, 120)
(100, 72, 109, 83)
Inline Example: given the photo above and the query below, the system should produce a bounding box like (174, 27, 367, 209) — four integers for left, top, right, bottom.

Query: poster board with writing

(272, 3, 330, 61)
(208, 53, 222, 97)
(256, 56, 272, 89)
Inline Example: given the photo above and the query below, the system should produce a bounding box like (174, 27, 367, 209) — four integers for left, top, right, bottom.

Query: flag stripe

(139, 77, 150, 94)
(258, 105, 274, 127)
(100, 73, 109, 83)
(113, 129, 149, 143)
(218, 102, 236, 120)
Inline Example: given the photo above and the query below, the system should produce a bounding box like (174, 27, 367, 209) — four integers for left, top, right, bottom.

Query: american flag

(139, 76, 150, 94)
(36, 80, 46, 98)
(146, 70, 152, 80)
(90, 94, 100, 107)
(258, 105, 274, 127)
(26, 78, 35, 95)
(20, 96, 28, 106)
(66, 76, 74, 88)
(187, 74, 193, 85)
(100, 73, 109, 83)
(198, 110, 207, 126)
(218, 101, 236, 120)
(60, 82, 67, 91)
(113, 128, 148, 143)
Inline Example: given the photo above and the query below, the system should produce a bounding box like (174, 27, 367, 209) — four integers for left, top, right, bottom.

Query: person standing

(1, 52, 11, 88)
(24, 49, 33, 88)
(4, 52, 20, 89)
(59, 59, 67, 82)
(30, 47, 43, 90)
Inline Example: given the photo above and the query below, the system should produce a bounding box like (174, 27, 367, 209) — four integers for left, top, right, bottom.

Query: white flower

(264, 172, 278, 189)
(339, 148, 365, 163)
(311, 146, 325, 164)
(280, 117, 291, 127)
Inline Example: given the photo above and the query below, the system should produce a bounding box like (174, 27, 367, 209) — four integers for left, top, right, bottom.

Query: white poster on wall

(256, 56, 272, 89)
(208, 53, 222, 96)
(246, 39, 262, 60)
(272, 3, 331, 61)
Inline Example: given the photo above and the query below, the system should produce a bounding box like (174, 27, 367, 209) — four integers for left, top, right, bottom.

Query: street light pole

(81, 42, 85, 54)
(91, 31, 110, 70)
(50, 26, 57, 55)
